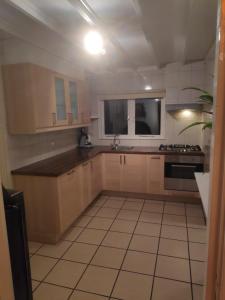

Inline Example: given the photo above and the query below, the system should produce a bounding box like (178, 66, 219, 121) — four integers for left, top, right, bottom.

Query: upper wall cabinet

(2, 63, 91, 134)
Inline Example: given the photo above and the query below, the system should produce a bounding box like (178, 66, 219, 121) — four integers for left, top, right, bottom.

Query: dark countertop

(11, 146, 205, 177)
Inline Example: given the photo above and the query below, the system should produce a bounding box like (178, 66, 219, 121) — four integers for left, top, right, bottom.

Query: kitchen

(0, 1, 220, 300)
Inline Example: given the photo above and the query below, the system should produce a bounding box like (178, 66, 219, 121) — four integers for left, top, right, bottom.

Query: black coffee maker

(79, 127, 93, 148)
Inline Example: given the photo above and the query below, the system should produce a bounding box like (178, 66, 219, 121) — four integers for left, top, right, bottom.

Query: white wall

(89, 61, 206, 147)
(0, 38, 82, 179)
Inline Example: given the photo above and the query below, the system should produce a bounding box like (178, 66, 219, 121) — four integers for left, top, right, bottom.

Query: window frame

(98, 92, 166, 140)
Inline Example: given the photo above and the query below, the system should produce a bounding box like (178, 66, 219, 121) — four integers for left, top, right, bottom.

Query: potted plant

(179, 87, 213, 134)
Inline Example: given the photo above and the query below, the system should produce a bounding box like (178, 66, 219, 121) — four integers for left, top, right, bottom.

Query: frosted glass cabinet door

(54, 77, 67, 123)
(69, 81, 78, 123)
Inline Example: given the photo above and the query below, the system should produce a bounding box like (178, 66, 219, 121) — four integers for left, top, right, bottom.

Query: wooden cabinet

(58, 166, 83, 231)
(148, 155, 165, 194)
(91, 155, 102, 199)
(81, 160, 92, 207)
(103, 153, 122, 191)
(3, 63, 91, 134)
(121, 154, 148, 193)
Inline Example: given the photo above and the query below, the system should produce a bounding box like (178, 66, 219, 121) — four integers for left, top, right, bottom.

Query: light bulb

(84, 31, 105, 55)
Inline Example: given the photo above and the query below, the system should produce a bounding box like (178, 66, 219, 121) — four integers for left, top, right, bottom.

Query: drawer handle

(151, 156, 160, 159)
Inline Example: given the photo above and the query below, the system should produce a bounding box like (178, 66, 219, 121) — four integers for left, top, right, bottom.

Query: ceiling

(0, 0, 218, 71)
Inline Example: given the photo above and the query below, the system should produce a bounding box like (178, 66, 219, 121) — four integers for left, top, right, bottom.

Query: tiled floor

(29, 196, 207, 300)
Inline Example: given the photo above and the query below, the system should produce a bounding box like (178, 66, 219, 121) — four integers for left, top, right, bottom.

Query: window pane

(55, 78, 66, 120)
(135, 98, 161, 135)
(69, 81, 78, 120)
(104, 100, 128, 135)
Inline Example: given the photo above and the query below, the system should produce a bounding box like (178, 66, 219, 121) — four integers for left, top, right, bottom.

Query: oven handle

(171, 164, 197, 168)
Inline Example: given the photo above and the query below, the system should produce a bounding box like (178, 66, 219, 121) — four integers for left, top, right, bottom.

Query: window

(100, 93, 165, 139)
(104, 100, 128, 135)
(135, 98, 161, 135)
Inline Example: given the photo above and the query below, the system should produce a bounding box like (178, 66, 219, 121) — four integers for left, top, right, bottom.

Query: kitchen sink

(111, 146, 134, 151)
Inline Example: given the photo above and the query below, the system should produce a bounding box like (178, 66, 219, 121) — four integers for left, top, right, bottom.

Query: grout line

(108, 196, 145, 299)
(149, 198, 165, 300)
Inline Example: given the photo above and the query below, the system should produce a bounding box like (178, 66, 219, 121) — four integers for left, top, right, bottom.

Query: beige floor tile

(103, 199, 125, 209)
(189, 242, 207, 261)
(156, 255, 190, 282)
(102, 231, 132, 249)
(164, 204, 186, 215)
(158, 238, 189, 259)
(77, 266, 118, 296)
(96, 207, 119, 218)
(152, 277, 192, 300)
(63, 227, 83, 242)
(129, 235, 159, 253)
(87, 217, 113, 230)
(30, 255, 57, 281)
(117, 209, 140, 221)
(91, 246, 126, 269)
(33, 283, 71, 300)
(32, 280, 40, 291)
(161, 225, 188, 241)
(143, 203, 163, 213)
(163, 214, 186, 227)
(29, 242, 42, 254)
(110, 219, 137, 233)
(191, 261, 206, 285)
(45, 260, 86, 288)
(85, 206, 100, 217)
(94, 197, 108, 207)
(70, 290, 108, 300)
(77, 229, 107, 245)
(122, 201, 143, 211)
(188, 228, 207, 243)
(139, 212, 162, 224)
(112, 271, 153, 300)
(37, 241, 72, 258)
(166, 201, 185, 207)
(193, 284, 204, 300)
(187, 216, 206, 229)
(145, 200, 164, 205)
(135, 222, 161, 237)
(186, 205, 204, 217)
(122, 251, 156, 275)
(74, 216, 92, 227)
(63, 242, 98, 263)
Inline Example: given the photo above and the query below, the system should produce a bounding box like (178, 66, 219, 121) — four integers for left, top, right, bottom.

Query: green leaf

(198, 94, 213, 104)
(202, 122, 212, 130)
(179, 122, 209, 135)
(182, 87, 210, 95)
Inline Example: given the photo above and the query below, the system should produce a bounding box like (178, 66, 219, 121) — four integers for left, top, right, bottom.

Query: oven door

(165, 162, 203, 192)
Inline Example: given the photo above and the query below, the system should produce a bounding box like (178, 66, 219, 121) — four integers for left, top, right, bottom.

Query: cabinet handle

(90, 160, 93, 170)
(67, 169, 75, 175)
(120, 155, 122, 165)
(124, 155, 126, 164)
(52, 112, 56, 125)
(151, 156, 160, 159)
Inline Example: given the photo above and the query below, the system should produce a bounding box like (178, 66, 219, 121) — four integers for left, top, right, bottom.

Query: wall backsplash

(8, 129, 79, 170)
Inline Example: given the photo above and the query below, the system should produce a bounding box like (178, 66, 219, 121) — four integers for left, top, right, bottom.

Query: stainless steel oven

(164, 155, 204, 192)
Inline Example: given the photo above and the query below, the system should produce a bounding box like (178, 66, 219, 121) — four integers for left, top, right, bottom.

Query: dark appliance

(164, 155, 204, 192)
(159, 144, 202, 153)
(79, 127, 93, 148)
(2, 186, 33, 300)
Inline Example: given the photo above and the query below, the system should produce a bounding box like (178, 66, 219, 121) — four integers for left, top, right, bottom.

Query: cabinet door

(58, 166, 83, 232)
(53, 76, 69, 126)
(148, 155, 165, 194)
(82, 161, 92, 207)
(77, 80, 91, 124)
(103, 154, 122, 191)
(32, 65, 55, 129)
(68, 80, 79, 125)
(121, 154, 148, 193)
(91, 155, 102, 199)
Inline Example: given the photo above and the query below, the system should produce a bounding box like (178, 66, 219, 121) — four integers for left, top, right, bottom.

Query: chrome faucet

(112, 134, 120, 150)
